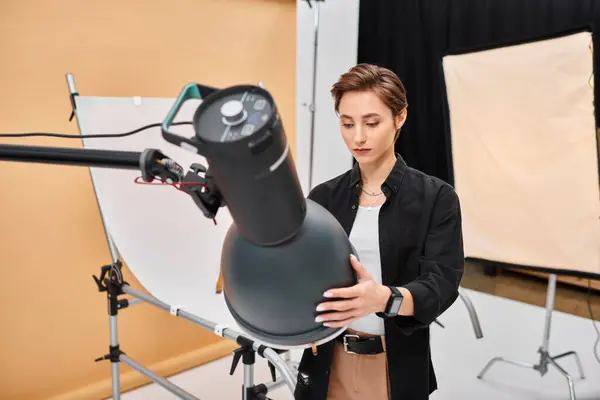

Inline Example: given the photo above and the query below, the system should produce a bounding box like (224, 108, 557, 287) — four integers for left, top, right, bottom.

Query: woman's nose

(353, 128, 366, 145)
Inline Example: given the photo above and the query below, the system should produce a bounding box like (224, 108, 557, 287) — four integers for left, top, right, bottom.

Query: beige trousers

(326, 328, 390, 400)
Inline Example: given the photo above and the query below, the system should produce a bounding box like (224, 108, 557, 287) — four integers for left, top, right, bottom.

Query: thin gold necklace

(362, 193, 384, 211)
(361, 187, 382, 196)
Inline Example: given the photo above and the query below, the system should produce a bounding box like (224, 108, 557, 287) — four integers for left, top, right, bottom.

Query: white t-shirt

(348, 204, 385, 335)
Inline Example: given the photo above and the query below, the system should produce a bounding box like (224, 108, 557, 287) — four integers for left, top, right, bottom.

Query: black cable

(0, 121, 193, 139)
(587, 280, 600, 364)
(304, 0, 325, 8)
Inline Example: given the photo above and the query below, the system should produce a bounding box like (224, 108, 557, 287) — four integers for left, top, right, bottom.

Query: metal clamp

(214, 324, 229, 338)
(170, 305, 184, 317)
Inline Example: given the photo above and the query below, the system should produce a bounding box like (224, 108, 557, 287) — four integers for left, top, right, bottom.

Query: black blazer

(294, 154, 465, 400)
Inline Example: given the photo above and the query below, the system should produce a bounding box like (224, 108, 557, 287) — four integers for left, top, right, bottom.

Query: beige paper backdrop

(443, 31, 600, 277)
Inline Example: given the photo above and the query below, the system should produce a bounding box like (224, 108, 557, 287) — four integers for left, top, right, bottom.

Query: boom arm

(0, 144, 223, 219)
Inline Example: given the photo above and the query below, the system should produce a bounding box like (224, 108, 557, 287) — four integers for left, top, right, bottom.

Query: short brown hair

(330, 63, 408, 139)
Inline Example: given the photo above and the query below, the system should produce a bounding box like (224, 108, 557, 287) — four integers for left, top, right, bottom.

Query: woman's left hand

(315, 254, 391, 328)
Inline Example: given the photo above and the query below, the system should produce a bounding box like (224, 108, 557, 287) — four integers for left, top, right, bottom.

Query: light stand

(93, 261, 295, 400)
(477, 273, 585, 400)
(304, 0, 323, 191)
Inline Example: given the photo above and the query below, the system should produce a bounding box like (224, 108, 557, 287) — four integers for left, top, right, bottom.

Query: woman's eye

(366, 122, 379, 127)
(343, 123, 354, 128)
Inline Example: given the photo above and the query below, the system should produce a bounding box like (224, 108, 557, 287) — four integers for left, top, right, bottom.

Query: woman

(294, 63, 465, 400)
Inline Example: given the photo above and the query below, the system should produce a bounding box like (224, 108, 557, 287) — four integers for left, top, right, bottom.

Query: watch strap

(376, 285, 402, 318)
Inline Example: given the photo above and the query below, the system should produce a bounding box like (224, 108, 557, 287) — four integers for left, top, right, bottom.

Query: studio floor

(117, 261, 600, 400)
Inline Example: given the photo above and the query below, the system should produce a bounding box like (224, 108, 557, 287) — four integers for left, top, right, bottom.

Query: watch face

(390, 297, 403, 314)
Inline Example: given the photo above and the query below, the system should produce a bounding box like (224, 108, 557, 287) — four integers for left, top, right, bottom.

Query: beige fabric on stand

(443, 31, 600, 276)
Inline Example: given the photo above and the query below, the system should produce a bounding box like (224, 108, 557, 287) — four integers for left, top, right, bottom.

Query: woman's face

(337, 90, 406, 165)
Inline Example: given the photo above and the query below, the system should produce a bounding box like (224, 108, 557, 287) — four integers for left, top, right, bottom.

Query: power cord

(304, 0, 325, 8)
(587, 280, 600, 364)
(0, 120, 219, 225)
(0, 121, 192, 139)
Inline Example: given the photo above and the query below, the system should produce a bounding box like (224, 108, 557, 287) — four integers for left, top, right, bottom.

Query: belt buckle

(343, 334, 359, 354)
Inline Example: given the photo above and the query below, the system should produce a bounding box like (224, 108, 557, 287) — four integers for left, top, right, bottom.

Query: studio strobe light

(161, 83, 357, 348)
(0, 82, 358, 350)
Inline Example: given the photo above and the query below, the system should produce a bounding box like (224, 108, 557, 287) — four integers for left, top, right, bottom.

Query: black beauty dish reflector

(161, 83, 357, 348)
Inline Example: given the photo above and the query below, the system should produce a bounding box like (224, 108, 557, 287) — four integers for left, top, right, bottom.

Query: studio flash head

(161, 83, 357, 348)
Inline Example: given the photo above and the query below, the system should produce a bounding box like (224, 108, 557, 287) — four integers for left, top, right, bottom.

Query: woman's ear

(395, 109, 407, 130)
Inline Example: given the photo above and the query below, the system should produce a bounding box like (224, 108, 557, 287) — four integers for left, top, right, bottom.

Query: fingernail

(323, 291, 332, 297)
(316, 305, 324, 311)
(350, 254, 356, 260)
(315, 316, 323, 323)
(323, 323, 331, 327)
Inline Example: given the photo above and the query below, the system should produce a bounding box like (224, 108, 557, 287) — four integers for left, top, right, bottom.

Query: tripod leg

(108, 273, 122, 400)
(477, 357, 536, 379)
(548, 357, 576, 400)
(551, 351, 585, 379)
(243, 362, 255, 400)
(458, 288, 483, 339)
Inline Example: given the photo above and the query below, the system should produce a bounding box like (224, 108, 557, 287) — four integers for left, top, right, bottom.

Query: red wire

(133, 176, 217, 225)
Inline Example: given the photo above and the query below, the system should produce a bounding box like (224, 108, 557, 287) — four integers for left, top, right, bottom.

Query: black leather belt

(336, 333, 385, 355)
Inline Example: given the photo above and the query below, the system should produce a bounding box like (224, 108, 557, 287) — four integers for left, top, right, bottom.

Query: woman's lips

(354, 148, 372, 155)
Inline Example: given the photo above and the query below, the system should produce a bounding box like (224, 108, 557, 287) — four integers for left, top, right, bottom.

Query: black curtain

(357, 0, 600, 185)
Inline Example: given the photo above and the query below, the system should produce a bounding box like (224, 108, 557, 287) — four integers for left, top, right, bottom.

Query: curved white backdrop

(75, 95, 345, 350)
(77, 96, 237, 326)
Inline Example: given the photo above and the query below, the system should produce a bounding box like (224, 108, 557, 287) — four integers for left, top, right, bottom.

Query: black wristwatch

(376, 286, 403, 318)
